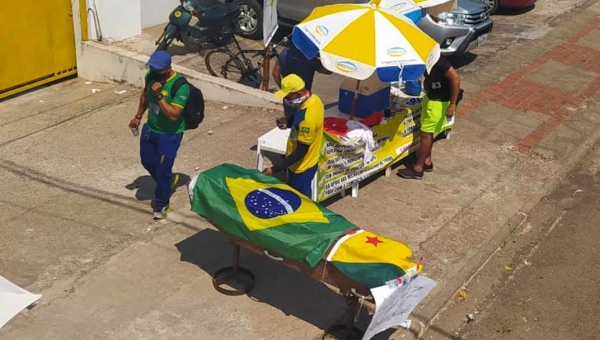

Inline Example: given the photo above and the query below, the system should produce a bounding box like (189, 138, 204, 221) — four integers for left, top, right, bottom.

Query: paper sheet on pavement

(362, 275, 437, 340)
(0, 275, 42, 329)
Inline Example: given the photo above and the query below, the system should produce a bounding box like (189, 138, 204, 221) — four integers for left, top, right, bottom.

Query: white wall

(141, 0, 180, 29)
(86, 0, 142, 42)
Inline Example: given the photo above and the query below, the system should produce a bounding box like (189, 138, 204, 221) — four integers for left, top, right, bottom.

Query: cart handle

(351, 288, 373, 301)
(263, 250, 284, 262)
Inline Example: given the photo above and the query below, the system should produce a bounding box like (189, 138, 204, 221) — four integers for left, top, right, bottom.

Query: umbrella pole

(350, 80, 361, 120)
(261, 42, 272, 91)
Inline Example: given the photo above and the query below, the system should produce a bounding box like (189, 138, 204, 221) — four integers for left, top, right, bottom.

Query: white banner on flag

(263, 0, 279, 47)
(362, 275, 438, 340)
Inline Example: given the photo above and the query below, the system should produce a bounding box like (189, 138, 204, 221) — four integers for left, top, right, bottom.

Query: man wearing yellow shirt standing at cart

(262, 74, 324, 199)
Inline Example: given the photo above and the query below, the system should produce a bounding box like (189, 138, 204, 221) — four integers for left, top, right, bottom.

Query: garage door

(0, 0, 77, 100)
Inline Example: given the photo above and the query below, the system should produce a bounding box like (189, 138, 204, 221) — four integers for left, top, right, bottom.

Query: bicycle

(204, 35, 290, 89)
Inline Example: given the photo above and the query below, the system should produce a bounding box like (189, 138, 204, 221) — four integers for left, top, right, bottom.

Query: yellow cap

(274, 74, 306, 99)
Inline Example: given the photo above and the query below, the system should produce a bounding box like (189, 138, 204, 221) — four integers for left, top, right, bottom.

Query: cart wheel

(322, 324, 364, 340)
(212, 266, 255, 296)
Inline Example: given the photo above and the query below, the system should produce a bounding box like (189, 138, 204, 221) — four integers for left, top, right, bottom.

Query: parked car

(422, 0, 494, 56)
(480, 0, 536, 14)
(231, 0, 493, 56)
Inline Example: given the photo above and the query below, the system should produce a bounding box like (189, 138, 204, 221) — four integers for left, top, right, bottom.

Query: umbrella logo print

(335, 61, 358, 73)
(387, 47, 407, 57)
(389, 2, 408, 12)
(315, 25, 330, 37)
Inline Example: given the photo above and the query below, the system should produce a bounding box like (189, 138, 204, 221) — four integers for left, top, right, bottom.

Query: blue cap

(147, 51, 172, 70)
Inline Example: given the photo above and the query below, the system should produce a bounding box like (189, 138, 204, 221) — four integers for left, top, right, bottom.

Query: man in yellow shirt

(262, 74, 324, 199)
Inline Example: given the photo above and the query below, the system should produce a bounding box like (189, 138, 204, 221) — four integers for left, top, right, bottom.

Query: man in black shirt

(272, 44, 332, 92)
(398, 56, 461, 180)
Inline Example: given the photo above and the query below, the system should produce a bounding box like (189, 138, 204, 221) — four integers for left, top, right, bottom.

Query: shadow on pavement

(125, 173, 191, 201)
(449, 52, 478, 70)
(494, 4, 535, 16)
(176, 228, 418, 339)
(162, 44, 192, 56)
(175, 229, 349, 331)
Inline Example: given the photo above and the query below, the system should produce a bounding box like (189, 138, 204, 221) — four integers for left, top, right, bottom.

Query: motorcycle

(155, 1, 240, 52)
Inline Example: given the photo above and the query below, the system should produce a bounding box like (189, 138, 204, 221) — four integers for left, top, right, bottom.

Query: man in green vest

(129, 51, 190, 220)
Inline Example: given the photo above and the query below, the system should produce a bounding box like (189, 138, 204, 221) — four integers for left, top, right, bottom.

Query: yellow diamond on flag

(225, 177, 329, 231)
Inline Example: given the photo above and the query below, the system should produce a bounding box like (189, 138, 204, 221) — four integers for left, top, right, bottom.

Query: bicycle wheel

(205, 49, 245, 83)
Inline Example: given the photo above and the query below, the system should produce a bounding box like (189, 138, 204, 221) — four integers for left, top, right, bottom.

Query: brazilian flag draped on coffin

(190, 164, 356, 268)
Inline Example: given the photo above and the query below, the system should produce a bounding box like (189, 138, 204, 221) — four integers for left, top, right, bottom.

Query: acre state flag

(190, 163, 356, 267)
(326, 230, 419, 288)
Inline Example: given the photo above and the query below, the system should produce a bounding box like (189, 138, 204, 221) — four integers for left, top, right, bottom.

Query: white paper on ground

(0, 275, 42, 329)
(362, 275, 437, 340)
(399, 319, 412, 329)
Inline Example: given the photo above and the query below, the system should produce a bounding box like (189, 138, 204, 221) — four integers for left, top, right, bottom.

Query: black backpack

(170, 77, 205, 130)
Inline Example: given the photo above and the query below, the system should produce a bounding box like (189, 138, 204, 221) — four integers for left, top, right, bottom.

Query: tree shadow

(125, 173, 191, 201)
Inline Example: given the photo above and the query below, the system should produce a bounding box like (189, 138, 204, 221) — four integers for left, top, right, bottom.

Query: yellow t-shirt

(286, 94, 324, 173)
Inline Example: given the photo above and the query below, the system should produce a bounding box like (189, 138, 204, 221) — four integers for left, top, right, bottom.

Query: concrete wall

(141, 0, 179, 29)
(86, 0, 142, 41)
(77, 41, 281, 109)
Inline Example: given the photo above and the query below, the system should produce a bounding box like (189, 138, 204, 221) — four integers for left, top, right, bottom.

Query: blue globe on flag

(244, 188, 302, 219)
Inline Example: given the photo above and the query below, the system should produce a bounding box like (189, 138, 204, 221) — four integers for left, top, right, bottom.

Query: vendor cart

(256, 88, 428, 202)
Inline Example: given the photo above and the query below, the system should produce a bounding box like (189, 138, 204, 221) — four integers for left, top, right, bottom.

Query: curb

(77, 41, 281, 110)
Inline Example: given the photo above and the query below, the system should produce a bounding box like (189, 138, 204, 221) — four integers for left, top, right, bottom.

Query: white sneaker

(153, 206, 170, 220)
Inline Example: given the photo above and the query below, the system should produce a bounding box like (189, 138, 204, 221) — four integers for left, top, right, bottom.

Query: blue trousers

(140, 124, 183, 208)
(288, 164, 317, 199)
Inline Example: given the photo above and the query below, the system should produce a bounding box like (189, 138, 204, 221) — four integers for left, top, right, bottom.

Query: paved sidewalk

(1, 1, 600, 339)
(459, 14, 600, 154)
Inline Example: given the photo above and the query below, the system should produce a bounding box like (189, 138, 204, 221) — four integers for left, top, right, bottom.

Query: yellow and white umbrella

(412, 0, 457, 8)
(292, 3, 440, 82)
(366, 0, 424, 23)
(370, 0, 458, 20)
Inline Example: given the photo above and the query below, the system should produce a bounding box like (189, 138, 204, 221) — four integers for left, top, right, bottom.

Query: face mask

(283, 91, 310, 111)
(151, 70, 169, 82)
(283, 98, 303, 111)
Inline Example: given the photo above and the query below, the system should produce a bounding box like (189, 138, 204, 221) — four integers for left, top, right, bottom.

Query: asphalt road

(424, 140, 600, 340)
